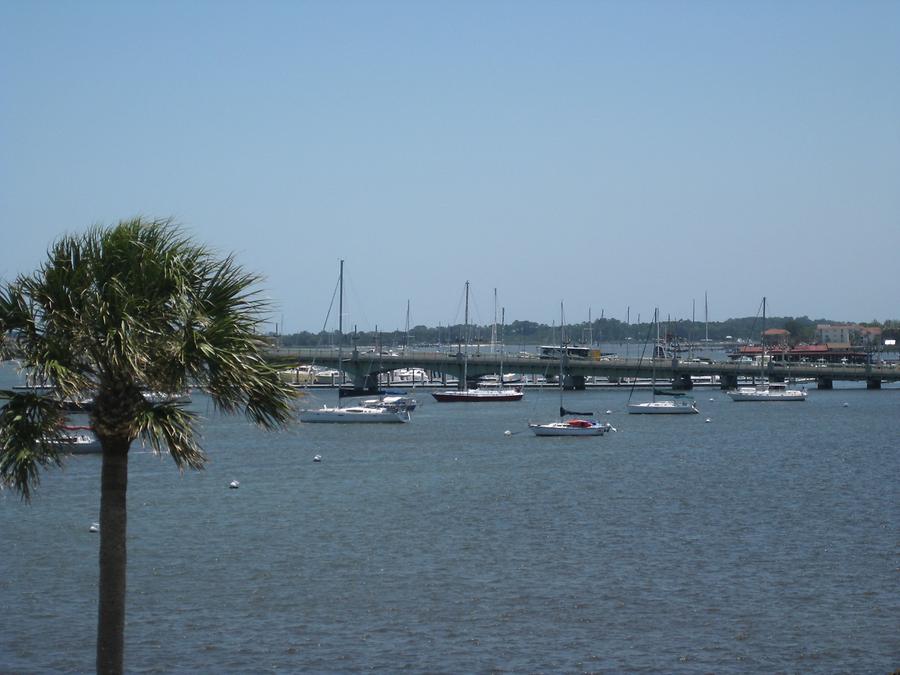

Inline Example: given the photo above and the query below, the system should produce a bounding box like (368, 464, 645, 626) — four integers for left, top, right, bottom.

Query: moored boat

(298, 261, 414, 424)
(727, 298, 807, 402)
(361, 394, 418, 412)
(433, 387, 523, 402)
(727, 384, 807, 402)
(529, 415, 612, 437)
(626, 399, 699, 414)
(528, 303, 613, 437)
(298, 405, 410, 423)
(627, 308, 700, 415)
(432, 282, 524, 404)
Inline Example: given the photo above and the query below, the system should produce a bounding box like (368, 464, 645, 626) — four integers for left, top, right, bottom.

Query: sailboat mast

(761, 296, 766, 378)
(588, 307, 593, 346)
(690, 298, 695, 359)
(652, 307, 659, 402)
(500, 306, 505, 380)
(491, 288, 497, 354)
(704, 291, 709, 342)
(338, 259, 344, 394)
(559, 302, 565, 413)
(463, 281, 469, 388)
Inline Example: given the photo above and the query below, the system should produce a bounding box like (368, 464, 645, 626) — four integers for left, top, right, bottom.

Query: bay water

(1, 363, 897, 672)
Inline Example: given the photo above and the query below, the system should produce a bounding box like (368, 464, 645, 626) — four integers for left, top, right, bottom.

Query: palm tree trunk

(96, 441, 129, 675)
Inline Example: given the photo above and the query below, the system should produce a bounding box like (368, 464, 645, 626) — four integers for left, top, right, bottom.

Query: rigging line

(743, 297, 765, 344)
(343, 270, 374, 337)
(294, 265, 342, 402)
(445, 284, 468, 343)
(467, 290, 485, 330)
(525, 355, 557, 420)
(318, 272, 341, 337)
(627, 311, 656, 403)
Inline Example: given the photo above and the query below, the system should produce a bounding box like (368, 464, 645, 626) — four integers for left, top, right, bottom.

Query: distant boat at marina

(279, 365, 319, 385)
(44, 426, 102, 454)
(360, 394, 418, 412)
(385, 368, 431, 385)
(478, 373, 524, 385)
(141, 390, 191, 405)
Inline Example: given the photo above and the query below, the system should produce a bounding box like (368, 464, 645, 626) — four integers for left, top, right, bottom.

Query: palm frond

(132, 403, 206, 470)
(0, 391, 67, 501)
(1, 217, 296, 497)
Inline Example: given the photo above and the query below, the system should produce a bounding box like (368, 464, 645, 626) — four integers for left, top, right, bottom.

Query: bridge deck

(268, 348, 900, 386)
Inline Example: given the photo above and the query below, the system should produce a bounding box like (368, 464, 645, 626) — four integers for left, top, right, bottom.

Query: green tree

(0, 218, 295, 674)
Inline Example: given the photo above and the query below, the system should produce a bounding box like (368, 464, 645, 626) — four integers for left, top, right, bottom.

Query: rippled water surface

(1, 363, 898, 673)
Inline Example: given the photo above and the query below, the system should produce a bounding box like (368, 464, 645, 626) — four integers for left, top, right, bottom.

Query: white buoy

(89, 523, 99, 533)
(504, 430, 512, 436)
(313, 454, 322, 462)
(705, 418, 712, 423)
(229, 480, 240, 489)
(842, 402, 849, 408)
(605, 410, 612, 415)
(709, 398, 715, 401)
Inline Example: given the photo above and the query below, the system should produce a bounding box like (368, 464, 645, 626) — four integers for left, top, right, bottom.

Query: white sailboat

(432, 282, 524, 402)
(299, 261, 410, 423)
(627, 308, 699, 415)
(728, 297, 807, 402)
(529, 303, 613, 436)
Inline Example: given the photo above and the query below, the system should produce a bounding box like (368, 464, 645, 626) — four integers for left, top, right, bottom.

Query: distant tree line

(273, 316, 900, 348)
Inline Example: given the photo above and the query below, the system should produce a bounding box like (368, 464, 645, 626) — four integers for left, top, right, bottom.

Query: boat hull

(298, 406, 410, 423)
(432, 389, 523, 402)
(529, 421, 610, 436)
(627, 401, 699, 414)
(727, 388, 807, 402)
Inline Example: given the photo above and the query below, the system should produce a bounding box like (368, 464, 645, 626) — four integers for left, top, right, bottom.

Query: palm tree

(0, 217, 296, 674)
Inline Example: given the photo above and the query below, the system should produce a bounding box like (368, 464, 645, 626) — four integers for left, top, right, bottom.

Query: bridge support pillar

(720, 374, 738, 390)
(672, 374, 693, 391)
(563, 375, 586, 390)
(350, 372, 380, 393)
(867, 378, 882, 389)
(817, 377, 833, 390)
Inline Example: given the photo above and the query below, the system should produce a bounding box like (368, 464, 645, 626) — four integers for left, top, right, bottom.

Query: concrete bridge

(268, 347, 900, 392)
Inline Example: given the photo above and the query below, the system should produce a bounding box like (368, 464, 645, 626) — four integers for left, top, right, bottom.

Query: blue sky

(2, 0, 898, 332)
